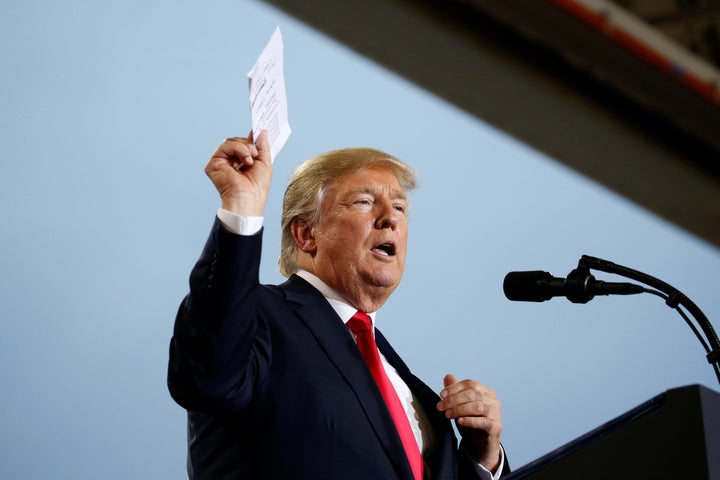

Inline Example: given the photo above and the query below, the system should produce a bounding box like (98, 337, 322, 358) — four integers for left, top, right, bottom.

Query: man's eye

(394, 204, 406, 213)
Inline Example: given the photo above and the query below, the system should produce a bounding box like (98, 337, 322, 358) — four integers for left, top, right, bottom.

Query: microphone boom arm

(578, 255, 720, 385)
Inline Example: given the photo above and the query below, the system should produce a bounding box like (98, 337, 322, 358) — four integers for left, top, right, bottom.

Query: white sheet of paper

(247, 26, 291, 163)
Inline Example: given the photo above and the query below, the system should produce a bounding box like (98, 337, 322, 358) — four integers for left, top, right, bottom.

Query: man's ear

(291, 218, 316, 254)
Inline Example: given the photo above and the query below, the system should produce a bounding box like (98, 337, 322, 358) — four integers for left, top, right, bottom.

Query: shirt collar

(296, 269, 377, 327)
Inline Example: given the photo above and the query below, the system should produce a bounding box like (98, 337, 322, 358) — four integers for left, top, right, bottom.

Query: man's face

(310, 164, 409, 305)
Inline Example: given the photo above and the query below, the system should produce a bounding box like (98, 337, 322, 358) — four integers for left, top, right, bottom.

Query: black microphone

(503, 267, 645, 304)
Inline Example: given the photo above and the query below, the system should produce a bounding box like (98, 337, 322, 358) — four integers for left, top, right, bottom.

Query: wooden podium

(506, 384, 720, 479)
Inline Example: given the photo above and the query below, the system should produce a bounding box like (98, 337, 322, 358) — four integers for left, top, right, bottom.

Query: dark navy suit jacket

(168, 219, 509, 479)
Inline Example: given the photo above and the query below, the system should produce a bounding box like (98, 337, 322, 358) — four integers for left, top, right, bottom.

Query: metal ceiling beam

(624, 5, 720, 26)
(262, 0, 720, 248)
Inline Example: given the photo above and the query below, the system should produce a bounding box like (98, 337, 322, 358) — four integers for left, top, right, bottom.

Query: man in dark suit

(168, 131, 509, 479)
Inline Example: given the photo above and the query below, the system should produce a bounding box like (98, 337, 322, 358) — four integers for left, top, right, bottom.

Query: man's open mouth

(372, 243, 396, 256)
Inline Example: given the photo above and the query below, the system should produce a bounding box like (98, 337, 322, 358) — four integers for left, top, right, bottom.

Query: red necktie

(347, 312, 424, 480)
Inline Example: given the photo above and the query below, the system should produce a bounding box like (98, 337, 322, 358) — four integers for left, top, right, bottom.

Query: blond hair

(278, 148, 417, 277)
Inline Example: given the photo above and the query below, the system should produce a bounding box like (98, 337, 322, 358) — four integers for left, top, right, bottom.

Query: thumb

(443, 373, 459, 388)
(256, 129, 272, 163)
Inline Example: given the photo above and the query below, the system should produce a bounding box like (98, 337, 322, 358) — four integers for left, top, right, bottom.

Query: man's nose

(375, 200, 400, 229)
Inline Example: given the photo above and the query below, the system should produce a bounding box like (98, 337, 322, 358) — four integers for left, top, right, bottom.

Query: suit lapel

(280, 275, 414, 480)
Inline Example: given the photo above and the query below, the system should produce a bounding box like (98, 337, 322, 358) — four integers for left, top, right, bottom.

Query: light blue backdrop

(1, 1, 718, 478)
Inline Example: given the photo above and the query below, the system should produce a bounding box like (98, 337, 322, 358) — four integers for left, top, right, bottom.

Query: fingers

(439, 374, 497, 406)
(437, 375, 502, 431)
(438, 375, 503, 471)
(213, 137, 259, 170)
(210, 130, 270, 171)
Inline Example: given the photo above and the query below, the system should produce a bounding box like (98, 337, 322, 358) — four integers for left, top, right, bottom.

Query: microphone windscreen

(503, 270, 554, 302)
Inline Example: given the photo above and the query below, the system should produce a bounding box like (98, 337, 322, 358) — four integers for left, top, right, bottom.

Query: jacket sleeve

(167, 217, 271, 414)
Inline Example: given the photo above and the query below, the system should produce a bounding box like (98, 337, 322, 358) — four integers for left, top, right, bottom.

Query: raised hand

(204, 130, 272, 217)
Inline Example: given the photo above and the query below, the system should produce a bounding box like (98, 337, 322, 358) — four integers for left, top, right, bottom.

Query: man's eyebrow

(391, 188, 408, 201)
(346, 186, 407, 200)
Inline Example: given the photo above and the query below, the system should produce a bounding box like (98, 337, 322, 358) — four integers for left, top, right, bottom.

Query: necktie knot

(348, 311, 372, 333)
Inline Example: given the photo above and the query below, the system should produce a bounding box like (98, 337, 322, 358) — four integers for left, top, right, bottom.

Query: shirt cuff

(217, 208, 264, 236)
(465, 446, 506, 480)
